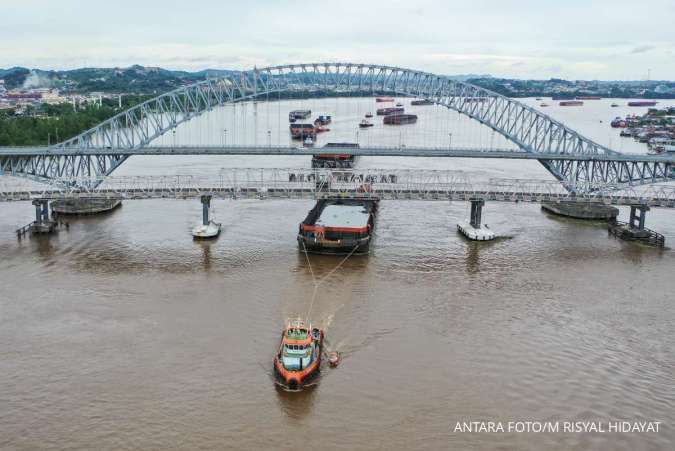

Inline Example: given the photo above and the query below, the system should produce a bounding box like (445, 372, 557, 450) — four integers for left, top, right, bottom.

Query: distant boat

(627, 101, 658, 107)
(535, 97, 542, 101)
(359, 119, 374, 128)
(559, 100, 584, 106)
(395, 102, 403, 107)
(540, 103, 549, 107)
(411, 99, 434, 106)
(611, 103, 620, 107)
(365, 112, 373, 118)
(376, 97, 394, 102)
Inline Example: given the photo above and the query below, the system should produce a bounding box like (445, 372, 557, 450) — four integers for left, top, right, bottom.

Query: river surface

(1, 97, 674, 450)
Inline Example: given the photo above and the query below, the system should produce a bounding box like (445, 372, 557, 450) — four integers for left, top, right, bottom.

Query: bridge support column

(457, 199, 495, 241)
(201, 195, 212, 226)
(30, 199, 56, 234)
(608, 204, 665, 247)
(191, 195, 221, 239)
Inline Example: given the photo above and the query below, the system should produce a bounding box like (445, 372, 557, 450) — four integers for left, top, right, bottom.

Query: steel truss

(1, 169, 674, 207)
(0, 63, 673, 192)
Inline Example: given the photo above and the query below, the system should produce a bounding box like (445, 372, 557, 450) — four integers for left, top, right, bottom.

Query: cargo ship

(274, 319, 323, 390)
(290, 123, 316, 139)
(289, 110, 311, 121)
(411, 99, 434, 106)
(559, 100, 584, 106)
(627, 101, 658, 107)
(383, 113, 418, 125)
(297, 197, 378, 254)
(312, 142, 359, 169)
(576, 96, 601, 100)
(376, 97, 394, 102)
(376, 107, 404, 115)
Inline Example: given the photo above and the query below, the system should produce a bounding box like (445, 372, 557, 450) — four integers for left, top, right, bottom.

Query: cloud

(630, 45, 656, 54)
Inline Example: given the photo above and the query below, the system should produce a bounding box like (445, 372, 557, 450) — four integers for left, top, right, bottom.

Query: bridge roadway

(1, 145, 674, 162)
(1, 169, 674, 207)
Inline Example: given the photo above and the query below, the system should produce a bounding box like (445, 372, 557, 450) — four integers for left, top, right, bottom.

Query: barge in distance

(383, 113, 417, 125)
(298, 196, 378, 255)
(289, 110, 312, 121)
(312, 142, 359, 169)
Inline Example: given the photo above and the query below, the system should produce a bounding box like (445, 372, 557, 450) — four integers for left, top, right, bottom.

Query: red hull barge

(290, 123, 316, 139)
(383, 113, 417, 125)
(298, 197, 378, 255)
(312, 142, 359, 169)
(376, 97, 394, 102)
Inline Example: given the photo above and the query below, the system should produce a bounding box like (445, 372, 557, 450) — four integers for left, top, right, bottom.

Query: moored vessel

(297, 197, 378, 254)
(314, 115, 332, 126)
(627, 101, 658, 107)
(383, 113, 417, 125)
(376, 97, 394, 102)
(365, 112, 373, 118)
(289, 110, 312, 121)
(274, 319, 324, 390)
(411, 99, 434, 106)
(376, 107, 404, 115)
(559, 100, 584, 106)
(359, 119, 374, 128)
(290, 123, 317, 139)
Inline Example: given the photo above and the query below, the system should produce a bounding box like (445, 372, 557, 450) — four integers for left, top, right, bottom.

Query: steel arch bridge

(0, 62, 673, 192)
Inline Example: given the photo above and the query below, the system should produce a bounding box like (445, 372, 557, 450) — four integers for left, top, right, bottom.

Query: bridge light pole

(449, 133, 453, 150)
(224, 129, 228, 147)
(267, 130, 271, 147)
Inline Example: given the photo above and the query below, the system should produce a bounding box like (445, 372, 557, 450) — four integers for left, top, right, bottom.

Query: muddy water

(1, 98, 674, 450)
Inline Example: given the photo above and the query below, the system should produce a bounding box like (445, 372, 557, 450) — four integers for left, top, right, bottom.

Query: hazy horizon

(1, 0, 674, 80)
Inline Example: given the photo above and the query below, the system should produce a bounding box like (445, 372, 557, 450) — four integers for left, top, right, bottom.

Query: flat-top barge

(312, 142, 359, 169)
(298, 197, 378, 255)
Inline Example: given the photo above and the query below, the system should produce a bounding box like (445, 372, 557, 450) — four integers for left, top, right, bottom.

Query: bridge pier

(30, 199, 56, 234)
(457, 199, 496, 241)
(608, 205, 665, 247)
(192, 195, 221, 239)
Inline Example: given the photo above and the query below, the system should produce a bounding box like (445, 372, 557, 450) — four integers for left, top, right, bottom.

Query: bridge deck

(2, 169, 674, 207)
(1, 145, 674, 162)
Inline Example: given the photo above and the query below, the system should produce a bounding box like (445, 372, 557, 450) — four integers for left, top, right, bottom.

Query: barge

(559, 100, 584, 106)
(290, 123, 317, 139)
(274, 319, 323, 390)
(376, 107, 404, 115)
(312, 142, 359, 169)
(411, 99, 434, 106)
(628, 101, 658, 107)
(383, 113, 417, 125)
(289, 110, 311, 121)
(297, 197, 378, 254)
(376, 97, 394, 102)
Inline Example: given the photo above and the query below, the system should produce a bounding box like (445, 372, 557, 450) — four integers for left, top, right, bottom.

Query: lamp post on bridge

(267, 130, 271, 148)
(449, 133, 453, 150)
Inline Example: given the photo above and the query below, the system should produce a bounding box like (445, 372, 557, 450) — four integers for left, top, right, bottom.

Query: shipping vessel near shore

(411, 99, 434, 106)
(274, 319, 323, 390)
(376, 107, 404, 115)
(576, 96, 601, 100)
(311, 142, 359, 169)
(376, 97, 394, 102)
(297, 197, 378, 255)
(559, 100, 584, 106)
(627, 101, 658, 107)
(383, 113, 418, 125)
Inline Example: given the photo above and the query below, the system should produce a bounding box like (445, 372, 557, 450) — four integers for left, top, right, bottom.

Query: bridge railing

(2, 168, 674, 206)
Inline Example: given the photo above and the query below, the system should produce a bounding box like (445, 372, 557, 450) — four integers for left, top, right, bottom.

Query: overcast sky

(1, 0, 673, 80)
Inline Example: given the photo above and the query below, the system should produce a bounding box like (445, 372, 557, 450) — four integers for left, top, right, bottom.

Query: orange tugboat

(274, 319, 324, 390)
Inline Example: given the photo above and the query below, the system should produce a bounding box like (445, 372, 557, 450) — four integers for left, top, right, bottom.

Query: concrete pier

(457, 199, 496, 241)
(30, 200, 56, 234)
(541, 202, 619, 220)
(608, 205, 665, 247)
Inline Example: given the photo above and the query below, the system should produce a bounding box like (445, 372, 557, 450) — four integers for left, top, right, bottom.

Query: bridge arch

(2, 63, 671, 189)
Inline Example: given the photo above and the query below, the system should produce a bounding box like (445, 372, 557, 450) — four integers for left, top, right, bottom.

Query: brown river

(1, 97, 674, 450)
